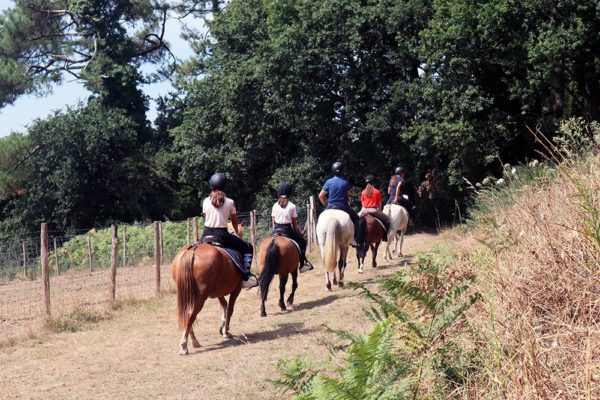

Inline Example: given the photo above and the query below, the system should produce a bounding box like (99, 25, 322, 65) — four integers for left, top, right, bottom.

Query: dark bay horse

(257, 235, 300, 317)
(357, 213, 385, 273)
(171, 243, 242, 355)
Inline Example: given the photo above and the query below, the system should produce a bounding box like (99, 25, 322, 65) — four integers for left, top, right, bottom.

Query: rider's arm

(319, 190, 328, 206)
(393, 181, 402, 204)
(292, 217, 299, 232)
(271, 216, 276, 229)
(230, 213, 239, 235)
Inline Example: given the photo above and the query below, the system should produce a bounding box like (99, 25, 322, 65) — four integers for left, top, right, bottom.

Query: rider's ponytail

(210, 189, 226, 208)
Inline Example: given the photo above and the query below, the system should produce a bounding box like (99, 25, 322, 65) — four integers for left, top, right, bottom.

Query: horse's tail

(259, 238, 279, 303)
(324, 219, 339, 273)
(174, 248, 200, 330)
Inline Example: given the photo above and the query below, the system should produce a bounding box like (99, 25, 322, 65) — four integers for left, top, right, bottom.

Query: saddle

(194, 237, 245, 273)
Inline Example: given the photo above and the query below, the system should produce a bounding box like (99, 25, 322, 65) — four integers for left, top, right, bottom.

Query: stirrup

(242, 275, 258, 289)
(299, 263, 314, 273)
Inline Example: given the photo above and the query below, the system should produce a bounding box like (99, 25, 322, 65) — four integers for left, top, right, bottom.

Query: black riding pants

(201, 227, 253, 255)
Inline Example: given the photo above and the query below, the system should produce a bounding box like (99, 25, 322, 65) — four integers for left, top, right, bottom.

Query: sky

(0, 1, 205, 137)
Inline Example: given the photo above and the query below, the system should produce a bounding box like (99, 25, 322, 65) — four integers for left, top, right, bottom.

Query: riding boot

(299, 254, 314, 273)
(356, 218, 366, 257)
(241, 253, 258, 289)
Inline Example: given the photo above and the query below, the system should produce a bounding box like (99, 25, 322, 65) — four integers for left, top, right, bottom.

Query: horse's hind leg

(278, 273, 289, 311)
(286, 270, 298, 306)
(338, 247, 348, 288)
(357, 250, 364, 274)
(218, 297, 229, 337)
(398, 229, 406, 257)
(223, 286, 242, 338)
(189, 329, 201, 349)
(179, 296, 207, 355)
(325, 272, 332, 292)
(372, 243, 379, 268)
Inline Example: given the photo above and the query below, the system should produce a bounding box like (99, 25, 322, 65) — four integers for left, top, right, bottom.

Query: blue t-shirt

(322, 176, 350, 206)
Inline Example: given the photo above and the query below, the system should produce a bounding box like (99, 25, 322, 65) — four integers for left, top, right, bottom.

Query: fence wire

(0, 202, 315, 342)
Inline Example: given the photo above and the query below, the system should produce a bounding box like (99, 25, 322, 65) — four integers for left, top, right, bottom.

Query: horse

(316, 209, 354, 291)
(171, 243, 243, 355)
(382, 204, 409, 259)
(257, 235, 301, 317)
(356, 213, 385, 273)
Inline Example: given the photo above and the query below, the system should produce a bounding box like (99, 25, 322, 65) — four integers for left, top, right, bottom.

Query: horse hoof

(223, 332, 232, 339)
(286, 300, 294, 306)
(179, 347, 189, 356)
(191, 340, 201, 348)
(338, 282, 345, 288)
(260, 311, 267, 317)
(326, 284, 332, 292)
(333, 278, 338, 285)
(358, 268, 364, 274)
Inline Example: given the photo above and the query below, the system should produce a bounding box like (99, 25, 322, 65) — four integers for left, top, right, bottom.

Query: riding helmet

(332, 161, 343, 175)
(395, 165, 407, 175)
(276, 182, 293, 197)
(365, 175, 375, 184)
(209, 172, 227, 190)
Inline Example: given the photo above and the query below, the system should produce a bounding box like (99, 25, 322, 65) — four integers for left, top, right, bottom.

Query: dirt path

(0, 233, 441, 400)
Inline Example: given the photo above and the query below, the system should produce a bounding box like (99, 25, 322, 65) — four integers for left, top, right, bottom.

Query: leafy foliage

(272, 249, 480, 399)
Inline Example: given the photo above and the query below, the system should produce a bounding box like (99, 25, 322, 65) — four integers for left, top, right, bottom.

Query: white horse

(382, 204, 409, 259)
(316, 209, 354, 291)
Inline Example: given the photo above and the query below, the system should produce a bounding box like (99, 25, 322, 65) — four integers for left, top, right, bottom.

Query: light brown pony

(357, 213, 385, 273)
(171, 243, 243, 355)
(257, 235, 300, 317)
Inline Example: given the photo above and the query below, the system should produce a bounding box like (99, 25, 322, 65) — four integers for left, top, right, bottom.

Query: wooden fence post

(193, 217, 199, 243)
(53, 237, 59, 276)
(159, 221, 164, 265)
(154, 222, 161, 296)
(109, 225, 118, 306)
(87, 235, 93, 274)
(122, 226, 127, 267)
(22, 241, 28, 279)
(40, 223, 50, 316)
(309, 196, 317, 245)
(186, 218, 191, 244)
(249, 210, 257, 266)
(306, 202, 312, 253)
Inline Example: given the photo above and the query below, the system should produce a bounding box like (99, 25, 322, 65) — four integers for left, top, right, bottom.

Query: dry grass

(0, 232, 440, 400)
(463, 155, 600, 399)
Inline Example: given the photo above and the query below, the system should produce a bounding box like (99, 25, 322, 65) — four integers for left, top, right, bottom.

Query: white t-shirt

(271, 201, 298, 224)
(202, 197, 236, 228)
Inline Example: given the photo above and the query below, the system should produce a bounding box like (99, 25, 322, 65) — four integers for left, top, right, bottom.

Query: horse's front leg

(398, 229, 406, 257)
(278, 274, 289, 311)
(179, 296, 206, 355)
(325, 272, 332, 291)
(287, 270, 298, 306)
(218, 297, 229, 338)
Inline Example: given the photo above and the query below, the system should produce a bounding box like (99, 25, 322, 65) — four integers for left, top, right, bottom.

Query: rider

(201, 172, 258, 289)
(271, 182, 314, 273)
(387, 165, 414, 219)
(318, 161, 361, 247)
(358, 175, 391, 239)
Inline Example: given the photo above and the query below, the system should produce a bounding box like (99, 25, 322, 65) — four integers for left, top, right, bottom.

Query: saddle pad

(214, 247, 245, 273)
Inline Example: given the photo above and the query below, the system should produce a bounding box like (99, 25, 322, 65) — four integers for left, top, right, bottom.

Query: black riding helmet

(365, 175, 375, 184)
(332, 161, 343, 175)
(209, 172, 227, 190)
(276, 182, 293, 197)
(394, 165, 407, 175)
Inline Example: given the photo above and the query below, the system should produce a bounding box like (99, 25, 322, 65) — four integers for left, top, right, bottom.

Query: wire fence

(0, 201, 316, 342)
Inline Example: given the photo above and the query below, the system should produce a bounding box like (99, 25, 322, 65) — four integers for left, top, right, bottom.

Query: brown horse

(171, 243, 243, 355)
(257, 235, 301, 317)
(357, 213, 385, 273)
